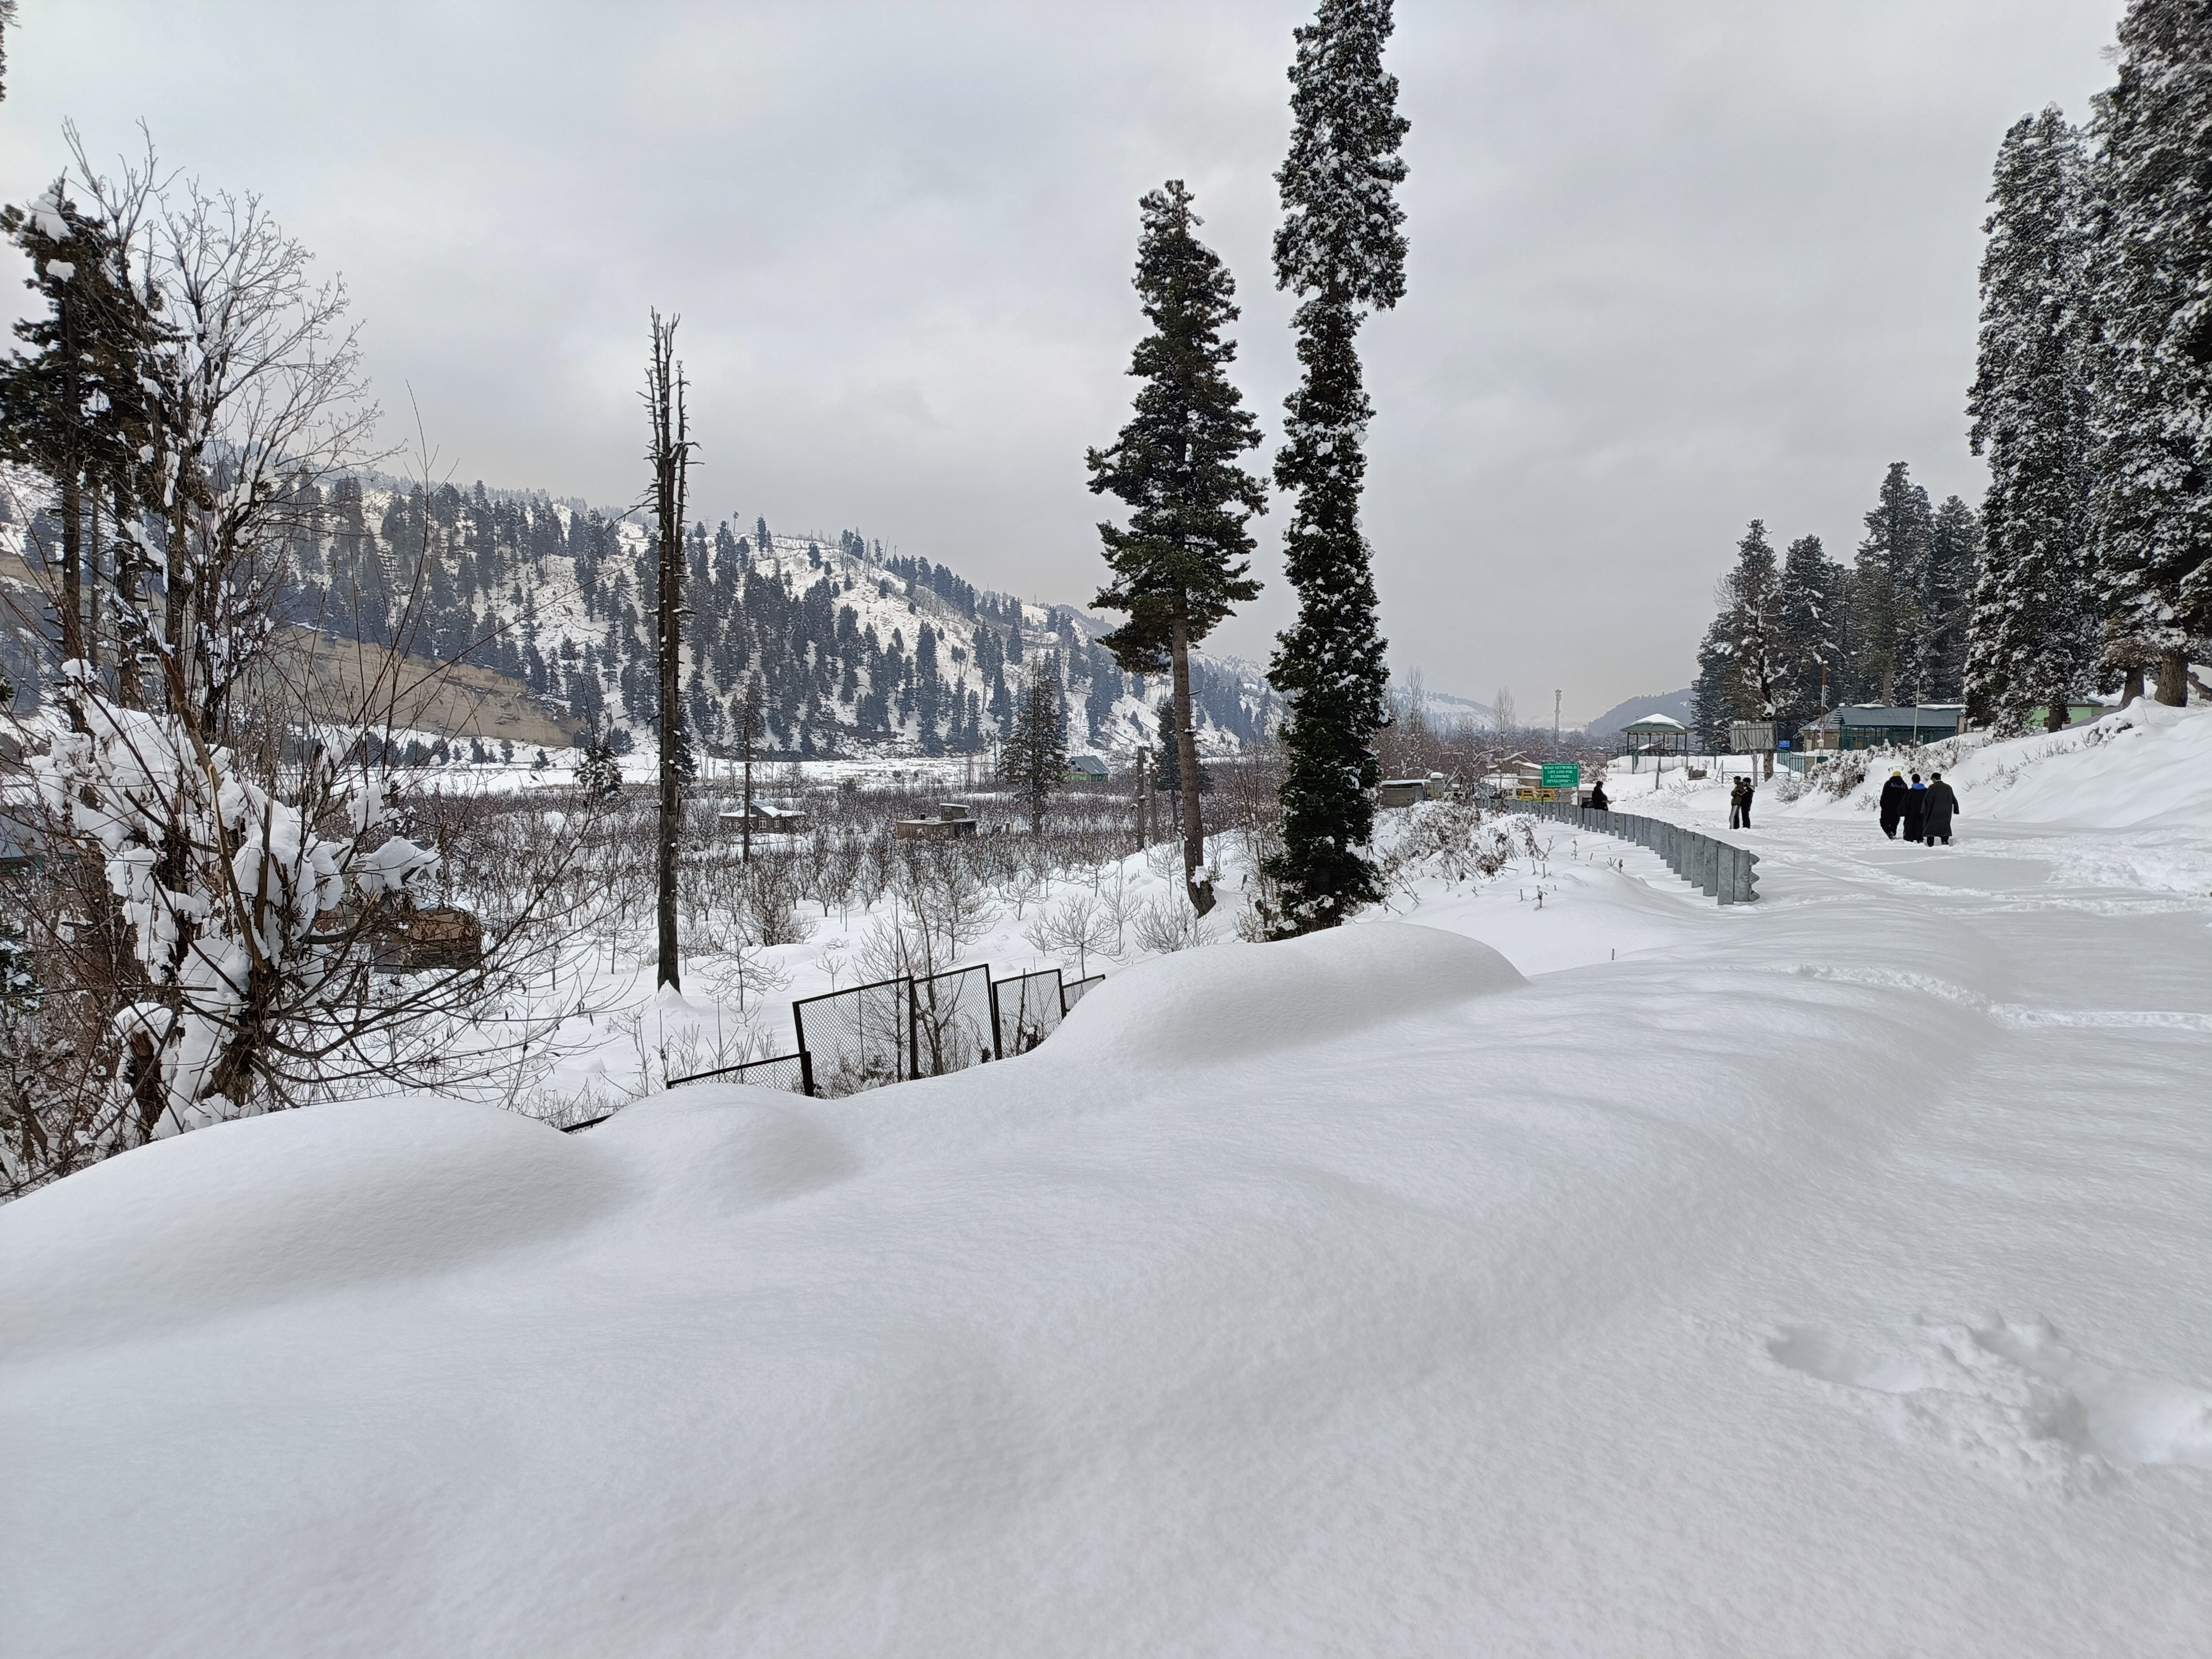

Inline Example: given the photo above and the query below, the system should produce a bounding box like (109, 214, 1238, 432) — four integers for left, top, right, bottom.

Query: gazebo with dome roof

(1619, 712, 1693, 772)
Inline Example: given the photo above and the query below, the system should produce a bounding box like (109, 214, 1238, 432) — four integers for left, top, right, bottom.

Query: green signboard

(1540, 763, 1581, 787)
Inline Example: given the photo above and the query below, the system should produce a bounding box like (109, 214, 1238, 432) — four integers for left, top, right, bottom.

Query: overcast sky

(1, 1, 2127, 720)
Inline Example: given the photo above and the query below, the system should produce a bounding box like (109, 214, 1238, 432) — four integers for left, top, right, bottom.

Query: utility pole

(1553, 689, 1562, 757)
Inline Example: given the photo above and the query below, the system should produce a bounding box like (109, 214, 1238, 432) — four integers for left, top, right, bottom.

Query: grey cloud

(1, 0, 2124, 717)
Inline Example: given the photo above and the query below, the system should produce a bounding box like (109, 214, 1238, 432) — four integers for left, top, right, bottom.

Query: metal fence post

(1718, 844, 1739, 905)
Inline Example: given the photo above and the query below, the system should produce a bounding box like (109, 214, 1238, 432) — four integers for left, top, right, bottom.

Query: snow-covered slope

(328, 489, 1277, 760)
(7, 783, 2212, 1654)
(1777, 701, 2212, 831)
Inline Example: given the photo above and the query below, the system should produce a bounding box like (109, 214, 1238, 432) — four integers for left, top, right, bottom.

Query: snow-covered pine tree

(1156, 712, 1182, 796)
(1919, 496, 1981, 702)
(1777, 534, 1845, 737)
(0, 178, 157, 673)
(1720, 520, 1786, 726)
(1690, 619, 1733, 754)
(2084, 1, 2212, 706)
(1087, 179, 1267, 917)
(1262, 0, 1409, 936)
(1083, 641, 1121, 745)
(1853, 462, 1935, 705)
(1964, 122, 2099, 727)
(576, 723, 623, 798)
(1000, 658, 1069, 836)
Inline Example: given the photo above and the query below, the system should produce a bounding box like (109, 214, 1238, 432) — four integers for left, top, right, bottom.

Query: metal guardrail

(1512, 799, 1760, 904)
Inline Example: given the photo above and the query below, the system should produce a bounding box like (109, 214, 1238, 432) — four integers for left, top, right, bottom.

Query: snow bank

(1051, 920, 1524, 1070)
(0, 1097, 613, 1363)
(7, 839, 2212, 1655)
(1780, 702, 2212, 831)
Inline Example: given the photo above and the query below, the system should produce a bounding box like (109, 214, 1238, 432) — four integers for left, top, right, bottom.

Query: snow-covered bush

(1376, 799, 1520, 891)
(30, 674, 440, 1139)
(1813, 752, 1871, 799)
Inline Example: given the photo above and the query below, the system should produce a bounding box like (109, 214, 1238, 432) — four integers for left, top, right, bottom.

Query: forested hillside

(293, 478, 1274, 760)
(2, 473, 1277, 759)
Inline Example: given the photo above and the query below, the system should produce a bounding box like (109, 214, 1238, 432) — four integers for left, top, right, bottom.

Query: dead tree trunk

(1169, 612, 1212, 916)
(644, 312, 693, 992)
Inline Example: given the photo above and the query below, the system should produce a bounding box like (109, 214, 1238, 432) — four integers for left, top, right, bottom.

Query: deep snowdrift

(7, 825, 2212, 1655)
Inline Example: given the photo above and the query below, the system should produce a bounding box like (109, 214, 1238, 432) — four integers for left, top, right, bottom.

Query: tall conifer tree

(1853, 462, 1935, 704)
(1088, 181, 1266, 916)
(2084, 0, 2212, 706)
(1962, 114, 2098, 735)
(1689, 619, 1733, 754)
(1262, 0, 1410, 935)
(1720, 520, 1785, 725)
(1001, 659, 1069, 837)
(1777, 534, 1845, 735)
(1918, 495, 1982, 702)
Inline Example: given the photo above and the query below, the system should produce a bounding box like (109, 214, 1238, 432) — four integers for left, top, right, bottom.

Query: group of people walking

(1879, 770, 1961, 845)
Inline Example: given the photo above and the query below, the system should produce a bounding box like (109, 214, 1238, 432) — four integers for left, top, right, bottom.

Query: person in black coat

(1587, 780, 1609, 811)
(1878, 771, 1907, 838)
(1921, 772, 1960, 844)
(1900, 771, 1927, 842)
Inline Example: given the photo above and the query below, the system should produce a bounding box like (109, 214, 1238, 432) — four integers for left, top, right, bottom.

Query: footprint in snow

(1765, 1317, 2212, 1491)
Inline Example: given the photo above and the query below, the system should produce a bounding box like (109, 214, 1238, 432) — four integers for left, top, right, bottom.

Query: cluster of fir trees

(1691, 466, 1983, 750)
(1696, 0, 2212, 744)
(1964, 4, 2212, 726)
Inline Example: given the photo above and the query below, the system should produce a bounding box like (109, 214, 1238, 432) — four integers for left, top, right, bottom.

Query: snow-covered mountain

(1391, 680, 1498, 731)
(2, 474, 1282, 757)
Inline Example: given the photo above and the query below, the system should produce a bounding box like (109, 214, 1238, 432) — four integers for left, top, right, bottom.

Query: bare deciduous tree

(641, 312, 694, 990)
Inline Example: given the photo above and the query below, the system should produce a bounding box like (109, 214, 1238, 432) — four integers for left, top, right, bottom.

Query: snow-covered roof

(1815, 706, 1964, 728)
(1621, 713, 1688, 731)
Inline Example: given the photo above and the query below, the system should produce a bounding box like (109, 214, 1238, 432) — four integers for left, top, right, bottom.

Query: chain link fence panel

(993, 967, 1065, 1056)
(912, 964, 995, 1077)
(795, 975, 913, 1098)
(667, 1051, 813, 1095)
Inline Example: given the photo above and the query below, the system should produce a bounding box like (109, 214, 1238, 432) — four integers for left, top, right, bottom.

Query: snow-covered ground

(6, 712, 2212, 1656)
